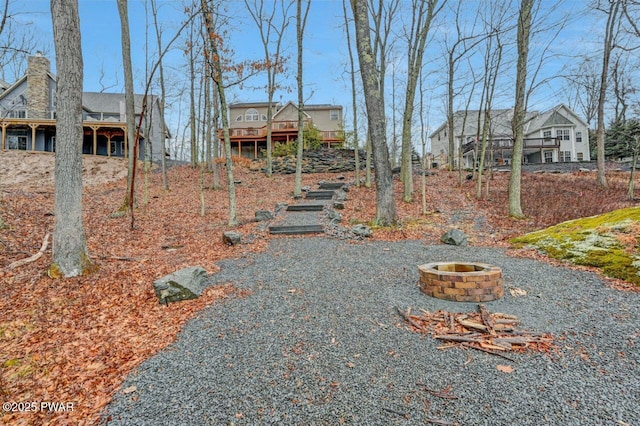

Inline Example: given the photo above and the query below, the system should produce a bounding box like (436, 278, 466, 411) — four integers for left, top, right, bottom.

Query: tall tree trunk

(150, 0, 169, 191)
(508, 0, 533, 219)
(400, 0, 441, 203)
(351, 0, 397, 226)
(595, 0, 621, 188)
(189, 20, 197, 167)
(117, 0, 137, 211)
(294, 0, 310, 197)
(201, 0, 238, 226)
(343, 0, 360, 187)
(50, 0, 93, 277)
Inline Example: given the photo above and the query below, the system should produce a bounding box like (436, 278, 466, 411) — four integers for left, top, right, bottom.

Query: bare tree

(245, 0, 293, 177)
(342, 0, 361, 187)
(150, 0, 170, 191)
(594, 0, 623, 188)
(399, 0, 443, 202)
(117, 0, 138, 217)
(49, 0, 94, 277)
(201, 0, 238, 226)
(352, 0, 397, 225)
(443, 1, 483, 173)
(508, 0, 533, 219)
(293, 0, 310, 198)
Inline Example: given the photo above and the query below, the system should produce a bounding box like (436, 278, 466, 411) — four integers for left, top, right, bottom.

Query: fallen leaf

(122, 385, 137, 394)
(497, 364, 514, 373)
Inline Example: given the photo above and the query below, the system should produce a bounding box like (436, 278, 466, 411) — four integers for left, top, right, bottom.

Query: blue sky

(14, 0, 353, 123)
(10, 0, 613, 147)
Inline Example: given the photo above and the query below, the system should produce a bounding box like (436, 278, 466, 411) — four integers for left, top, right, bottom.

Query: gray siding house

(429, 104, 590, 169)
(0, 53, 168, 161)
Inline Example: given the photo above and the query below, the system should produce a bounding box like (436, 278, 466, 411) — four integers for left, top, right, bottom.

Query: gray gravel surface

(101, 238, 640, 425)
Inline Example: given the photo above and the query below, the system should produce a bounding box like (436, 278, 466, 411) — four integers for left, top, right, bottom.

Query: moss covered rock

(511, 206, 640, 286)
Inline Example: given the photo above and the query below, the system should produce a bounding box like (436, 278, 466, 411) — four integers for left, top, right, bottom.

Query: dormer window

(245, 108, 259, 121)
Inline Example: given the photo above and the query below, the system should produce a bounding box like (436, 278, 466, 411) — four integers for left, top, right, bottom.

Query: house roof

(430, 104, 587, 139)
(272, 101, 311, 119)
(82, 92, 156, 114)
(229, 101, 280, 109)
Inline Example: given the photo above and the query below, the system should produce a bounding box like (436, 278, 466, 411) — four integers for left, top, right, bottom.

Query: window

(560, 151, 571, 162)
(7, 135, 27, 150)
(236, 115, 243, 121)
(261, 114, 267, 121)
(543, 130, 552, 139)
(8, 110, 26, 118)
(576, 131, 582, 143)
(330, 109, 340, 121)
(577, 152, 584, 161)
(556, 129, 570, 141)
(245, 108, 259, 121)
(544, 151, 553, 163)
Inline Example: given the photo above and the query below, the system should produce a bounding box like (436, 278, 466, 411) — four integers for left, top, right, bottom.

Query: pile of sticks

(397, 304, 554, 360)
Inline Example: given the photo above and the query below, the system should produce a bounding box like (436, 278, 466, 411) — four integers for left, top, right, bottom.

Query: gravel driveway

(101, 238, 639, 425)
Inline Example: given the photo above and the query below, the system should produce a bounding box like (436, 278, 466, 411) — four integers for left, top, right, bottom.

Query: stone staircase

(268, 181, 348, 235)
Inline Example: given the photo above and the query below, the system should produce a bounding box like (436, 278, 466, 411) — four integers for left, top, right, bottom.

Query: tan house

(225, 101, 344, 158)
(429, 104, 590, 169)
(0, 53, 169, 161)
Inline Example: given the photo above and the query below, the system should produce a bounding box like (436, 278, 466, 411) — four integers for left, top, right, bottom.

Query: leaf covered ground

(0, 152, 638, 425)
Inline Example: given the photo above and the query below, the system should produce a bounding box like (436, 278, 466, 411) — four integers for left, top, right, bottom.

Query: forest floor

(0, 151, 638, 425)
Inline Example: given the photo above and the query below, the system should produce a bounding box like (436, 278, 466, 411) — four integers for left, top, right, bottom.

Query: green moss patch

(511, 206, 640, 286)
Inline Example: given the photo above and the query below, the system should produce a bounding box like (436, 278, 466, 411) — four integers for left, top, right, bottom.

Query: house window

(544, 151, 553, 163)
(560, 151, 571, 162)
(8, 109, 26, 118)
(236, 115, 243, 121)
(245, 108, 259, 121)
(7, 135, 27, 150)
(261, 114, 267, 121)
(543, 130, 552, 139)
(556, 129, 570, 141)
(330, 109, 340, 121)
(576, 131, 582, 142)
(577, 152, 584, 161)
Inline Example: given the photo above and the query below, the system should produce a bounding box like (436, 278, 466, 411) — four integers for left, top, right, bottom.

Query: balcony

(462, 137, 560, 153)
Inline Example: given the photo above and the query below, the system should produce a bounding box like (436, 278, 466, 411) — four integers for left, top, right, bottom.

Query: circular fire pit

(418, 262, 504, 302)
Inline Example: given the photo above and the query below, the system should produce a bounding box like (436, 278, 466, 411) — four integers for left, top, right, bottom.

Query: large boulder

(441, 228, 468, 246)
(153, 266, 208, 305)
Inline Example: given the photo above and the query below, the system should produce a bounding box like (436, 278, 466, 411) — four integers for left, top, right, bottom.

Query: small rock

(352, 224, 372, 238)
(333, 201, 345, 210)
(328, 210, 342, 223)
(153, 266, 207, 304)
(335, 190, 347, 202)
(255, 210, 274, 222)
(337, 175, 345, 180)
(222, 231, 242, 246)
(441, 228, 467, 246)
(274, 203, 288, 214)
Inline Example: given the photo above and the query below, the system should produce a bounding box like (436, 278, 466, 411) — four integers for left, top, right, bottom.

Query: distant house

(429, 104, 590, 169)
(0, 53, 169, 161)
(225, 101, 344, 158)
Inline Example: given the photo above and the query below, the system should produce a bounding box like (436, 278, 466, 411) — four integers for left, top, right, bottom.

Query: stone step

(268, 225, 324, 235)
(286, 203, 326, 212)
(306, 190, 335, 200)
(318, 182, 345, 190)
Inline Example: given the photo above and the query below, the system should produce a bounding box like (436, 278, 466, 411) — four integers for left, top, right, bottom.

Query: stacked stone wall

(27, 55, 50, 119)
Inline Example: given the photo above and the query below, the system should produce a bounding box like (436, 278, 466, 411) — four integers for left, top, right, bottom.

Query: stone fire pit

(418, 262, 504, 302)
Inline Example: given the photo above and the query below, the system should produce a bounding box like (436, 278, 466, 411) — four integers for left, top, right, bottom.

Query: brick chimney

(27, 52, 50, 119)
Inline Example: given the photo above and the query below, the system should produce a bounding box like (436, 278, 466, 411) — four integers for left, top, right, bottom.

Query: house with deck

(0, 53, 168, 161)
(429, 104, 590, 169)
(225, 101, 344, 158)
